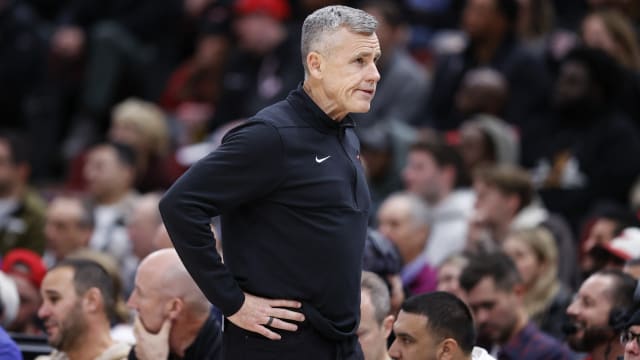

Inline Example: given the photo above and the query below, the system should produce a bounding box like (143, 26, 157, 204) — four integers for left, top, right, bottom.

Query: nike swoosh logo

(315, 155, 331, 163)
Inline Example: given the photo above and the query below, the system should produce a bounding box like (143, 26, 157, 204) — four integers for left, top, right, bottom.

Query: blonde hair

(111, 98, 169, 156)
(584, 10, 640, 71)
(506, 227, 560, 321)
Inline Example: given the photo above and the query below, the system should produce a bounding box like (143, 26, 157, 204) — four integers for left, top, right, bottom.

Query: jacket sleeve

(159, 121, 285, 316)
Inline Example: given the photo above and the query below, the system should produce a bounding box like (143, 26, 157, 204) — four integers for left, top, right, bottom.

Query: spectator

(530, 47, 640, 231)
(210, 0, 303, 130)
(388, 291, 495, 360)
(358, 271, 394, 360)
(354, 0, 430, 127)
(590, 228, 640, 272)
(55, 0, 183, 159)
(421, 0, 551, 134)
(565, 269, 637, 360)
(501, 228, 573, 339)
(0, 130, 46, 256)
(469, 164, 578, 289)
(457, 114, 519, 174)
(619, 305, 640, 360)
(36, 258, 131, 359)
(67, 98, 178, 193)
(377, 192, 438, 295)
(127, 248, 221, 359)
(42, 195, 94, 268)
(436, 253, 470, 301)
(581, 9, 640, 129)
(1, 248, 47, 335)
(403, 141, 474, 266)
(127, 192, 163, 262)
(454, 68, 509, 120)
(580, 204, 638, 279)
(459, 252, 574, 359)
(83, 142, 138, 270)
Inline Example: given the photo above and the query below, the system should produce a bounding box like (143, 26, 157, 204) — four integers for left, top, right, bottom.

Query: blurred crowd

(2, 0, 640, 358)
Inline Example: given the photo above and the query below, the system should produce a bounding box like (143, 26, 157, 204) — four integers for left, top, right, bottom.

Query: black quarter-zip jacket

(159, 86, 371, 342)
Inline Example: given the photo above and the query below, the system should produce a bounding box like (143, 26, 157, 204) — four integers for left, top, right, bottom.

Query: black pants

(222, 319, 363, 360)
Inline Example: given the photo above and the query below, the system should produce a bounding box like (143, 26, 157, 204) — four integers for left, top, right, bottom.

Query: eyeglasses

(620, 330, 640, 346)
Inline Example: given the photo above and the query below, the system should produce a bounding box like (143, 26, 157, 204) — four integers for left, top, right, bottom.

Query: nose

(566, 300, 579, 317)
(369, 62, 381, 83)
(126, 292, 137, 309)
(37, 302, 50, 320)
(626, 338, 639, 355)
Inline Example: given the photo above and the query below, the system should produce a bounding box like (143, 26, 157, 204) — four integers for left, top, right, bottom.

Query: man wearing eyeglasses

(621, 308, 640, 360)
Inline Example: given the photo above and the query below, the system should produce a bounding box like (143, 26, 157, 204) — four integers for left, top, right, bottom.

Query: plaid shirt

(495, 322, 575, 360)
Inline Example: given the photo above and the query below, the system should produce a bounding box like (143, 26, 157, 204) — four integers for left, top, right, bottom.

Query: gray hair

(361, 271, 390, 324)
(301, 5, 378, 75)
(385, 192, 433, 229)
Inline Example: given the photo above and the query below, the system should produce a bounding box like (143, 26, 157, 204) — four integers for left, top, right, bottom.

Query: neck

(171, 312, 208, 357)
(302, 81, 345, 121)
(590, 340, 624, 360)
(503, 309, 529, 346)
(65, 325, 114, 360)
(97, 189, 129, 206)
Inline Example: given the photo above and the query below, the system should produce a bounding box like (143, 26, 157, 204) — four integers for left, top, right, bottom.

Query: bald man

(127, 249, 221, 359)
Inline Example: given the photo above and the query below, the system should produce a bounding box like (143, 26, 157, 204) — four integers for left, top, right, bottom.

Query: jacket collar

(287, 84, 355, 134)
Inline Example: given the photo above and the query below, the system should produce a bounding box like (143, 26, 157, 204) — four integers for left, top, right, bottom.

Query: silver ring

(266, 316, 274, 327)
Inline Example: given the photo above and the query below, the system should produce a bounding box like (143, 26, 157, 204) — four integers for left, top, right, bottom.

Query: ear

(82, 287, 103, 314)
(306, 51, 323, 79)
(440, 165, 456, 190)
(505, 193, 521, 215)
(382, 314, 395, 339)
(165, 298, 184, 321)
(437, 338, 458, 360)
(513, 284, 526, 302)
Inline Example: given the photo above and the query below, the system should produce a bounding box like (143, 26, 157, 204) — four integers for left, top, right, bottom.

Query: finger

(270, 318, 299, 332)
(267, 299, 302, 309)
(269, 308, 305, 322)
(159, 318, 172, 336)
(255, 325, 282, 340)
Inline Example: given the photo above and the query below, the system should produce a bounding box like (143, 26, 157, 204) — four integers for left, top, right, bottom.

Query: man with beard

(36, 258, 131, 360)
(566, 269, 636, 360)
(459, 252, 573, 359)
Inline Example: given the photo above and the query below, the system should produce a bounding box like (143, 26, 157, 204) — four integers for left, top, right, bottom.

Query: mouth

(358, 89, 375, 97)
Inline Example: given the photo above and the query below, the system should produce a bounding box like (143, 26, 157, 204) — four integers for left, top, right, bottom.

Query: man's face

(45, 198, 90, 261)
(403, 150, 443, 204)
(462, 0, 501, 40)
(377, 197, 428, 264)
(127, 262, 167, 333)
(313, 27, 381, 120)
(83, 145, 132, 200)
(358, 290, 391, 360)
(473, 180, 514, 227)
(0, 140, 18, 197)
(566, 274, 617, 352)
(128, 200, 160, 260)
(624, 325, 640, 360)
(553, 61, 591, 111)
(465, 277, 520, 344)
(8, 275, 41, 332)
(389, 311, 438, 360)
(581, 218, 618, 273)
(38, 267, 87, 350)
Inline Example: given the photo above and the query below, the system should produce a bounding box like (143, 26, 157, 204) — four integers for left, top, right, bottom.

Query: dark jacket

(128, 312, 222, 360)
(160, 87, 371, 342)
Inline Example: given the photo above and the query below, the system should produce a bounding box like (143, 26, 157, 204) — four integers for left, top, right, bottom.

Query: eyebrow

(44, 289, 60, 297)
